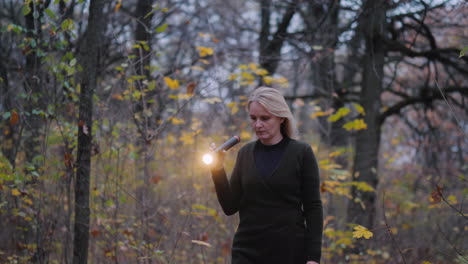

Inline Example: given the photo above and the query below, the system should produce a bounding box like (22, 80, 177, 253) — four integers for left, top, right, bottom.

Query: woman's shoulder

(288, 138, 312, 150)
(239, 140, 256, 153)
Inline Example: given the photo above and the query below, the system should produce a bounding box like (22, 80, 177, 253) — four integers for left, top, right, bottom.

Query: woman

(209, 87, 323, 264)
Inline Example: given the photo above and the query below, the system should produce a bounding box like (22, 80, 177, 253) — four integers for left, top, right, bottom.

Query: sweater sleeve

(301, 144, 323, 262)
(210, 149, 244, 216)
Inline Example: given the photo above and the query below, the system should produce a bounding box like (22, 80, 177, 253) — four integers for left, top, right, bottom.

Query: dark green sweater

(211, 139, 323, 263)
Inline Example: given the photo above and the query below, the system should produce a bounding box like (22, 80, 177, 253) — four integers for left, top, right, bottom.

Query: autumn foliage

(0, 1, 467, 264)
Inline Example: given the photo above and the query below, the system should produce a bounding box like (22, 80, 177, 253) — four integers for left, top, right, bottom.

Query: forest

(0, 0, 467, 263)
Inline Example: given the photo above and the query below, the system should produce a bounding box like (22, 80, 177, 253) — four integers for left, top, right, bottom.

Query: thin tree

(73, 0, 107, 263)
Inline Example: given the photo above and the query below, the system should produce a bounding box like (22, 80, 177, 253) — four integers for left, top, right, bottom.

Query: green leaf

(144, 10, 154, 19)
(69, 58, 77, 67)
(3, 112, 11, 120)
(22, 5, 32, 16)
(312, 45, 323, 51)
(459, 46, 468, 58)
(61, 19, 74, 31)
(147, 80, 156, 91)
(45, 8, 57, 20)
(155, 24, 168, 33)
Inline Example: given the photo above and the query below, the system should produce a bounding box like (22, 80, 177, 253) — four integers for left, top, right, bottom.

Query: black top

(211, 139, 323, 263)
(254, 136, 290, 178)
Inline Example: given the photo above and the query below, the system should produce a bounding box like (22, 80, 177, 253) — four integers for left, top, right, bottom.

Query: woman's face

(248, 101, 284, 145)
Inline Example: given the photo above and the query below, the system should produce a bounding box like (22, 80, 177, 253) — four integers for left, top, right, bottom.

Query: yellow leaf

(164, 77, 180, 90)
(240, 130, 251, 140)
(422, 261, 432, 264)
(12, 189, 21, 196)
(23, 198, 33, 205)
(114, 0, 122, 12)
(447, 195, 458, 205)
(198, 59, 210, 65)
(352, 225, 373, 239)
(203, 97, 222, 104)
(167, 133, 176, 144)
(328, 107, 351, 122)
(227, 102, 239, 115)
(198, 32, 209, 38)
(24, 216, 33, 221)
(196, 46, 214, 57)
(240, 72, 255, 81)
(238, 64, 248, 70)
(248, 63, 258, 71)
(191, 118, 202, 130)
(179, 132, 194, 145)
(263, 76, 274, 85)
(191, 66, 205, 71)
(343, 119, 367, 131)
(171, 117, 185, 125)
(254, 69, 268, 76)
(329, 150, 345, 158)
(191, 240, 211, 247)
(240, 80, 254, 86)
(228, 74, 238, 81)
(353, 103, 366, 116)
(335, 237, 353, 246)
(273, 76, 289, 87)
(132, 90, 142, 100)
(310, 110, 332, 119)
(345, 181, 375, 192)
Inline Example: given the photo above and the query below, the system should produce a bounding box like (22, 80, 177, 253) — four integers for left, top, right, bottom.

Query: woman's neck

(260, 134, 283, 145)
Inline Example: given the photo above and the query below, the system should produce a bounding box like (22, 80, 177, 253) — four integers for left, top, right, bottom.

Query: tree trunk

(23, 1, 45, 182)
(73, 0, 106, 263)
(133, 1, 156, 260)
(304, 1, 346, 147)
(259, 0, 298, 75)
(0, 60, 17, 168)
(346, 0, 386, 232)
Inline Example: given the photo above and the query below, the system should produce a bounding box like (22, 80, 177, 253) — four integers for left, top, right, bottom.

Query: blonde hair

(248, 86, 298, 139)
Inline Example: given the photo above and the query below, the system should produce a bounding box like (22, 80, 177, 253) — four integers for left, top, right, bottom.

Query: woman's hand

(306, 261, 319, 264)
(209, 143, 225, 170)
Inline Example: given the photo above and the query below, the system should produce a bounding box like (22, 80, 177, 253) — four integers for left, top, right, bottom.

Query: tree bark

(303, 1, 346, 147)
(346, 0, 386, 231)
(133, 1, 156, 260)
(73, 0, 106, 263)
(23, 1, 45, 182)
(0, 59, 17, 168)
(259, 0, 298, 75)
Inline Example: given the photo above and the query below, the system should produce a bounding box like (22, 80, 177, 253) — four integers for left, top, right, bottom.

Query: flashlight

(202, 136, 240, 165)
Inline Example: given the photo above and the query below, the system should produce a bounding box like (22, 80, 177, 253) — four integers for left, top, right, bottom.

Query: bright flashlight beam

(202, 153, 214, 165)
